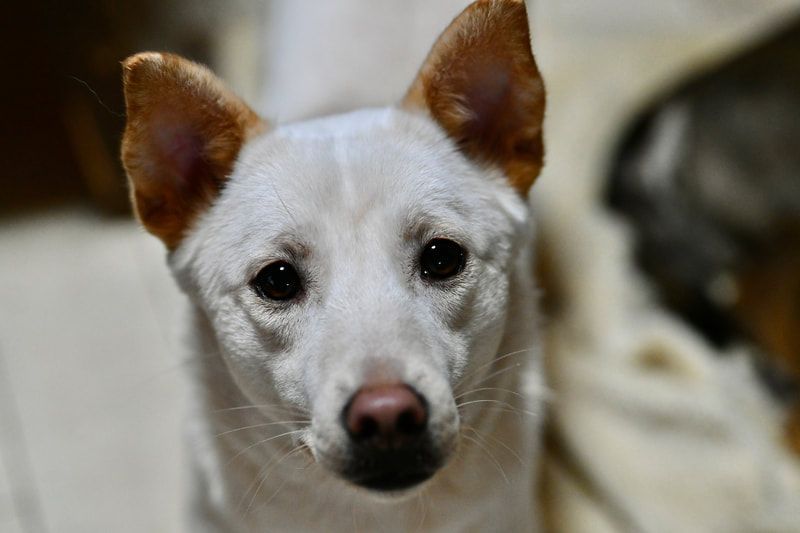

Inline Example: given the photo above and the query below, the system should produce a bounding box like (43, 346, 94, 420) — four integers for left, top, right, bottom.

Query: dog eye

(251, 261, 302, 301)
(420, 239, 467, 281)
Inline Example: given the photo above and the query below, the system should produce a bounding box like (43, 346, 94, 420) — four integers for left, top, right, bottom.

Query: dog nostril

(396, 408, 426, 436)
(354, 415, 379, 441)
(344, 384, 428, 445)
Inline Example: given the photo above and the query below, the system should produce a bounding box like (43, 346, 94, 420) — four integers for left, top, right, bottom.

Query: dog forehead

(230, 107, 489, 230)
(249, 108, 469, 191)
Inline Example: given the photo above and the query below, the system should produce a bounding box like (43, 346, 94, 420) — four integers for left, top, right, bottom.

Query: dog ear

(121, 52, 265, 249)
(403, 0, 545, 195)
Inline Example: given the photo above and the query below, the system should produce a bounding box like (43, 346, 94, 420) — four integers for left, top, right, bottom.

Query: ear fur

(121, 52, 265, 249)
(403, 0, 545, 195)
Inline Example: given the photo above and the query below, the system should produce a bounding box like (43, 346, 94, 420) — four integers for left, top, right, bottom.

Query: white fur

(172, 108, 545, 531)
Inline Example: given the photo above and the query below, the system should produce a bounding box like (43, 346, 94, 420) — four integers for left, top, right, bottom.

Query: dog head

(122, 0, 544, 494)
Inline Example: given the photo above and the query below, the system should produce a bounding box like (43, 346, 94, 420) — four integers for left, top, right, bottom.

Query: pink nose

(345, 384, 428, 447)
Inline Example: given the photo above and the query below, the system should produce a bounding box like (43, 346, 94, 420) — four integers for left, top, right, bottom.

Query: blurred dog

(121, 1, 546, 531)
(606, 20, 800, 453)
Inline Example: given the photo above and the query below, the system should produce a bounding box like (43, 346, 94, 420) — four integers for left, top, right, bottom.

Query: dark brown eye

(420, 239, 467, 281)
(252, 262, 302, 301)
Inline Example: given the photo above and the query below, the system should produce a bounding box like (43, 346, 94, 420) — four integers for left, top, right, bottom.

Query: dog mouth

(352, 469, 436, 492)
(340, 443, 443, 492)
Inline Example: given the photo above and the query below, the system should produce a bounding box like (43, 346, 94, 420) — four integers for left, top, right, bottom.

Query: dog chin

(346, 470, 437, 502)
(316, 443, 449, 500)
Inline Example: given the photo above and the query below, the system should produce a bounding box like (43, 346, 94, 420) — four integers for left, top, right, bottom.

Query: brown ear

(121, 52, 265, 249)
(402, 0, 545, 195)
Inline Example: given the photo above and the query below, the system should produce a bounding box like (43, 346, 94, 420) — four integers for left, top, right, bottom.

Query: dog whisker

(216, 420, 310, 438)
(268, 177, 299, 227)
(462, 425, 524, 466)
(464, 362, 525, 392)
(473, 405, 540, 419)
(212, 403, 309, 416)
(458, 398, 539, 420)
(260, 477, 290, 512)
(414, 485, 430, 532)
(456, 348, 535, 390)
(457, 398, 519, 411)
(238, 442, 293, 514)
(461, 433, 510, 485)
(242, 444, 306, 517)
(351, 496, 360, 533)
(295, 454, 316, 471)
(454, 386, 527, 401)
(415, 491, 424, 532)
(226, 429, 307, 466)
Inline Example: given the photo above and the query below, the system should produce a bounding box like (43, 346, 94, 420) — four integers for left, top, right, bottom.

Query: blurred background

(1, 0, 799, 531)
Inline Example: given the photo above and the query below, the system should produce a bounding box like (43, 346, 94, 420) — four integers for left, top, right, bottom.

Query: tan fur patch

(121, 52, 265, 249)
(402, 0, 546, 195)
(734, 241, 800, 385)
(732, 228, 800, 455)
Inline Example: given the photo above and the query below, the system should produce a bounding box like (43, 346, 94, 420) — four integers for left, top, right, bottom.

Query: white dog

(121, 1, 546, 530)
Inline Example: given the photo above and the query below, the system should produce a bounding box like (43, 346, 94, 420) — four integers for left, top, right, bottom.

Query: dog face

(122, 0, 544, 493)
(176, 109, 531, 490)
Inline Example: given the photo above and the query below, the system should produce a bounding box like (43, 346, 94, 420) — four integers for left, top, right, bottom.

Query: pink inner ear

(465, 61, 512, 122)
(462, 60, 512, 135)
(152, 112, 207, 188)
